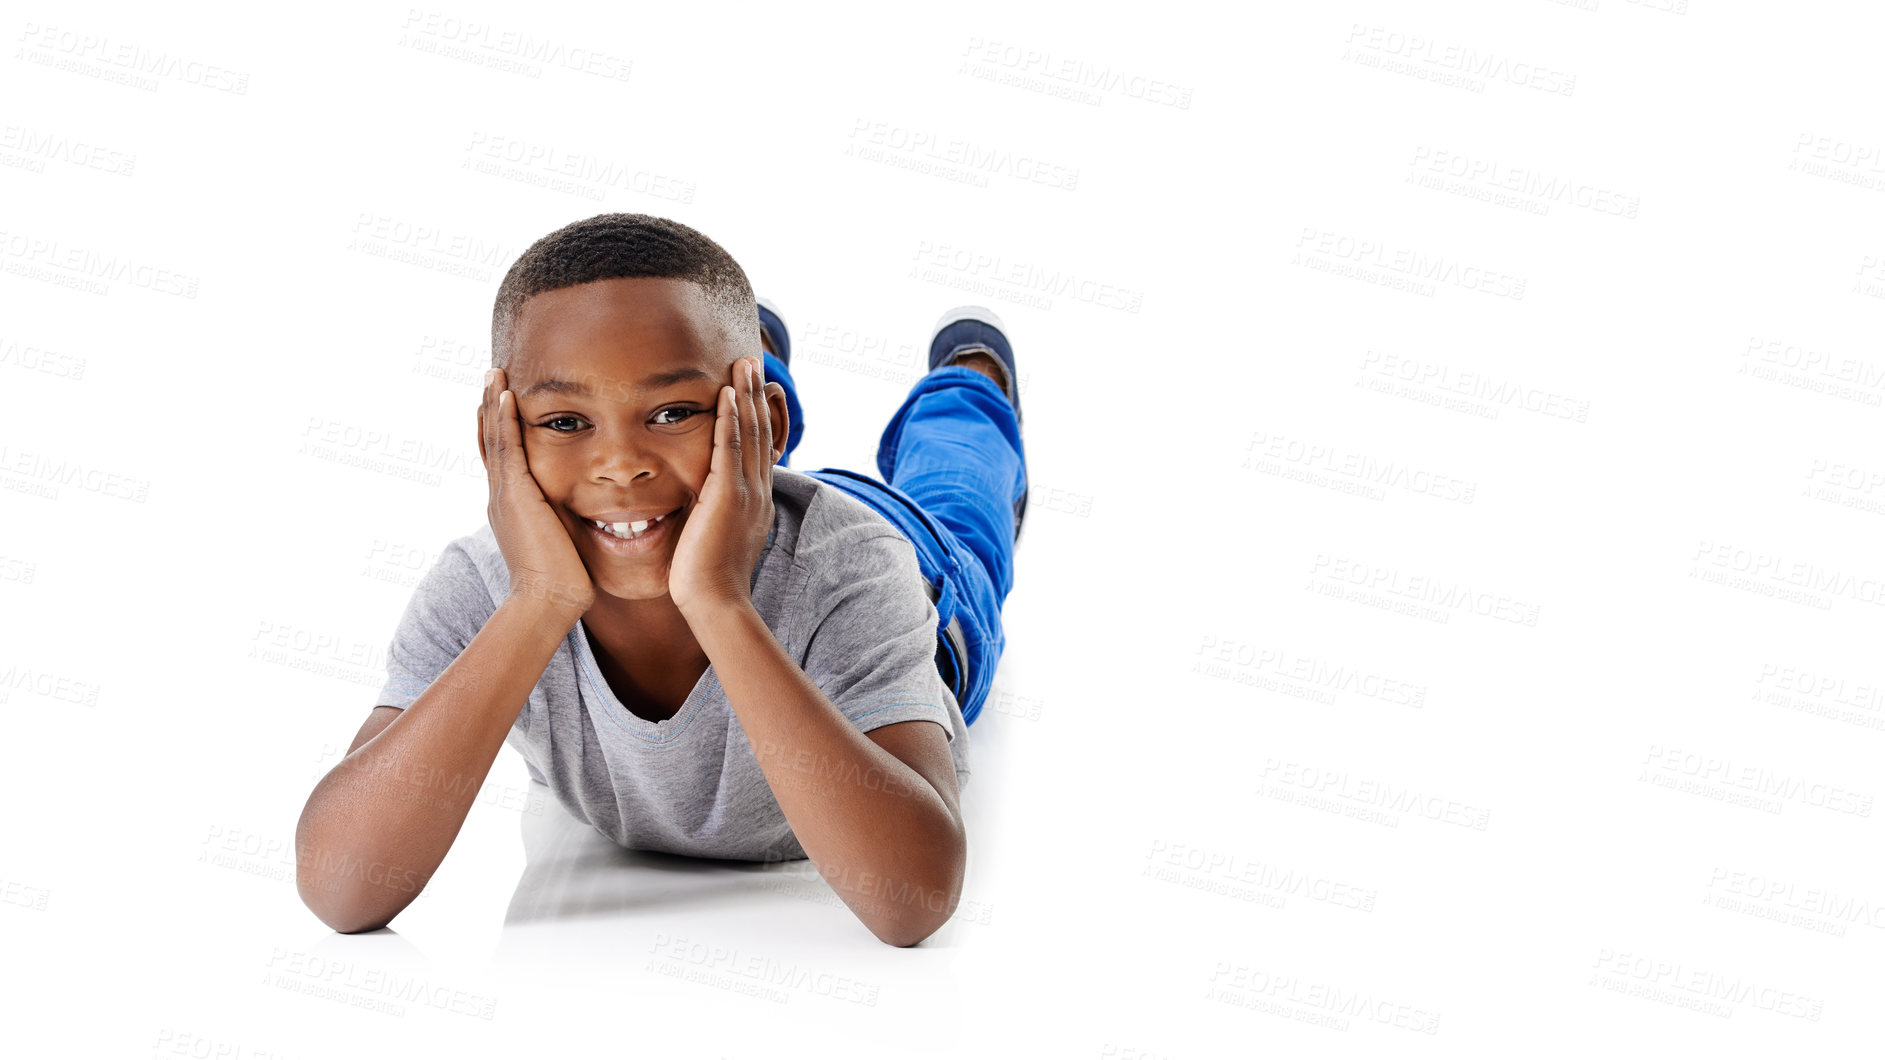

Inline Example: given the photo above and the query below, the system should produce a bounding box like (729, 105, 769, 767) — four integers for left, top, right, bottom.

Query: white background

(4, 0, 1884, 1055)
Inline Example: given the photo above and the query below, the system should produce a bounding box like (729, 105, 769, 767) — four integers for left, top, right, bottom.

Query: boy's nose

(587, 436, 662, 483)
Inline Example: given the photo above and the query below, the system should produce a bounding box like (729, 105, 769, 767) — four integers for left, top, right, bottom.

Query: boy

(295, 214, 1029, 947)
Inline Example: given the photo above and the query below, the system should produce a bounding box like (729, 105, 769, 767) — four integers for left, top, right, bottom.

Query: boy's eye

(538, 408, 699, 432)
(651, 407, 700, 426)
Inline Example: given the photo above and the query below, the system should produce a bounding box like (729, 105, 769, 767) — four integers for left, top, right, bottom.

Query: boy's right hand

(479, 368, 596, 620)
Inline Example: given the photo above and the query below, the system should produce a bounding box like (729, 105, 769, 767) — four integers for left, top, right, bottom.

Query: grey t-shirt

(373, 466, 970, 862)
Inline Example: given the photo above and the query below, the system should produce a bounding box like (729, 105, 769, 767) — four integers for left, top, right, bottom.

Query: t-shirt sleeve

(799, 531, 955, 740)
(374, 541, 496, 710)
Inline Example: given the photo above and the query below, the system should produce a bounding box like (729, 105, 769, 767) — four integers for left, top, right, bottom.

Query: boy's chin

(592, 573, 675, 603)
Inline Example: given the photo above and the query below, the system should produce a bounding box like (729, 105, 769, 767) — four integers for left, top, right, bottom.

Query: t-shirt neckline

(571, 618, 719, 742)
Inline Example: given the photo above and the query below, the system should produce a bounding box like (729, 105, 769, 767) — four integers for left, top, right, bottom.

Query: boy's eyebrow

(517, 367, 715, 400)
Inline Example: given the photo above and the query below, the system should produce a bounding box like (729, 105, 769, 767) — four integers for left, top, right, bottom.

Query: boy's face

(502, 276, 788, 606)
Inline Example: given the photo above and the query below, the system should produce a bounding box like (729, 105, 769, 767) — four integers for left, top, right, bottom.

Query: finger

(711, 382, 737, 492)
(742, 357, 763, 485)
(496, 388, 527, 490)
(481, 369, 504, 484)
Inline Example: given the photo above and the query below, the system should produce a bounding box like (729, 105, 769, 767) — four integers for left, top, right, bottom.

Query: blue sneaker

(929, 306, 1020, 426)
(756, 295, 791, 366)
(929, 306, 1026, 542)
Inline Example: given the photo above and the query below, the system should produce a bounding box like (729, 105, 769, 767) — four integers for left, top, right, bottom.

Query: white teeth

(593, 513, 664, 539)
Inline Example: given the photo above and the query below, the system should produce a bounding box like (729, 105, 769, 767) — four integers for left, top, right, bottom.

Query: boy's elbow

(300, 889, 392, 935)
(325, 905, 397, 935)
(309, 895, 399, 934)
(869, 909, 950, 948)
(323, 913, 393, 935)
(297, 873, 400, 935)
(863, 859, 964, 947)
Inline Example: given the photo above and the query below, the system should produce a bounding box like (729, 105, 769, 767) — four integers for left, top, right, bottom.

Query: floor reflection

(502, 781, 812, 926)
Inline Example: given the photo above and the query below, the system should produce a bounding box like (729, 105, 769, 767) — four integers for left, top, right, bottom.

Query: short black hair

(490, 213, 756, 367)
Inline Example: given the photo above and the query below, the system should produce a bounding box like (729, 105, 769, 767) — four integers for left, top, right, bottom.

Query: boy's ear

(764, 382, 789, 465)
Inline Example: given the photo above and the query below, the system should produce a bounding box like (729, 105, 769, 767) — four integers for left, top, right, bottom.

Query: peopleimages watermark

(0, 335, 87, 381)
(299, 414, 485, 487)
(262, 947, 497, 1020)
(0, 554, 37, 585)
(1193, 634, 1428, 709)
(1142, 839, 1378, 912)
(1705, 865, 1885, 938)
(957, 36, 1193, 109)
(462, 131, 697, 203)
(1206, 962, 1441, 1034)
(1358, 349, 1591, 423)
(1741, 335, 1885, 407)
(1308, 553, 1541, 627)
(1803, 456, 1885, 518)
(1242, 429, 1477, 504)
(1638, 744, 1872, 818)
(0, 229, 199, 298)
(0, 662, 101, 708)
(907, 240, 1143, 313)
(1259, 758, 1491, 831)
(1341, 23, 1575, 97)
(150, 1029, 294, 1060)
(1407, 146, 1639, 219)
(360, 536, 445, 591)
(395, 10, 632, 82)
(15, 21, 251, 94)
(846, 118, 1079, 191)
(1293, 227, 1526, 300)
(1, 877, 50, 912)
(1751, 661, 1885, 732)
(0, 124, 136, 177)
(346, 213, 514, 284)
(1588, 948, 1823, 1021)
(0, 442, 150, 502)
(1793, 134, 1885, 172)
(1690, 538, 1885, 611)
(645, 932, 880, 1006)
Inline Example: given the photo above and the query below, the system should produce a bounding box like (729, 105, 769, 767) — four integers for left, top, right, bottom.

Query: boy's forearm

(295, 595, 574, 932)
(686, 600, 965, 946)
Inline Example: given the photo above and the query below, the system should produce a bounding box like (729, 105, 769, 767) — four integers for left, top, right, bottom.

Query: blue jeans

(762, 350, 1025, 727)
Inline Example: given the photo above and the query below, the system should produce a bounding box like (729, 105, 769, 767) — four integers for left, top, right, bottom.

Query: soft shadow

(502, 780, 807, 925)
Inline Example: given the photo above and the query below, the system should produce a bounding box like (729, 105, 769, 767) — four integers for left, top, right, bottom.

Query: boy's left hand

(670, 355, 777, 616)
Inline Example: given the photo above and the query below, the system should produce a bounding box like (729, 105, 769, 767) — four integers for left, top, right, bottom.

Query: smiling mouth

(586, 508, 681, 541)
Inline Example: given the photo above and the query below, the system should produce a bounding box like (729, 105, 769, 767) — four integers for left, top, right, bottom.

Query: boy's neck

(581, 594, 705, 672)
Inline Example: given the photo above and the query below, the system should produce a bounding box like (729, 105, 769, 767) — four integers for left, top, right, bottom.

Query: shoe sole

(932, 304, 1010, 336)
(756, 296, 789, 366)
